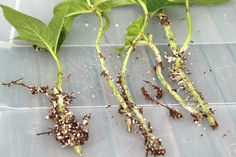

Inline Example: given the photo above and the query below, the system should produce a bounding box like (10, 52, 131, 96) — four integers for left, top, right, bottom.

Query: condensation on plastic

(0, 0, 236, 157)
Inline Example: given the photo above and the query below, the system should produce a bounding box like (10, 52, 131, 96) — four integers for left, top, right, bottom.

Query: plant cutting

(0, 4, 91, 156)
(54, 0, 167, 155)
(113, 0, 229, 129)
(91, 2, 166, 156)
(114, 0, 203, 125)
(52, 0, 229, 155)
(145, 0, 229, 129)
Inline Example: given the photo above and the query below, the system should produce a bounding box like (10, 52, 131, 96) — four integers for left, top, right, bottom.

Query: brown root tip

(157, 62, 163, 68)
(127, 118, 132, 133)
(169, 108, 183, 120)
(211, 121, 219, 130)
(159, 15, 170, 26)
(36, 131, 52, 136)
(157, 148, 166, 156)
(145, 139, 166, 156)
(141, 86, 150, 101)
(143, 80, 163, 99)
(82, 114, 91, 126)
(191, 112, 202, 123)
(100, 70, 108, 77)
(2, 78, 23, 87)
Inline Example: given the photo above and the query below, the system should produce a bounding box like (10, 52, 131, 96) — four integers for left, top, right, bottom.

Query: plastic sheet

(0, 0, 236, 157)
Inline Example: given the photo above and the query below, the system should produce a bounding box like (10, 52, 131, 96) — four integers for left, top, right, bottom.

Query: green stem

(175, 60, 218, 129)
(50, 51, 83, 155)
(120, 1, 164, 151)
(73, 146, 83, 157)
(121, 2, 150, 103)
(86, 0, 92, 6)
(158, 0, 192, 54)
(158, 10, 179, 55)
(145, 39, 201, 117)
(120, 46, 134, 102)
(49, 51, 66, 119)
(180, 0, 192, 53)
(67, 10, 94, 17)
(95, 11, 133, 132)
(50, 52, 66, 120)
(158, 4, 218, 128)
(102, 13, 110, 35)
(53, 54, 63, 91)
(122, 43, 164, 152)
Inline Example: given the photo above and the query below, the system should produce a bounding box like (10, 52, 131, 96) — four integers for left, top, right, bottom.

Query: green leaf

(49, 4, 72, 52)
(0, 4, 70, 53)
(54, 0, 90, 15)
(0, 4, 54, 50)
(147, 0, 176, 14)
(53, 0, 112, 32)
(53, 0, 91, 35)
(91, 0, 113, 12)
(120, 16, 144, 51)
(62, 0, 91, 17)
(146, 0, 230, 15)
(92, 0, 110, 6)
(54, 1, 73, 32)
(56, 28, 67, 52)
(146, 0, 171, 12)
(112, 0, 137, 7)
(95, 1, 113, 12)
(115, 46, 125, 53)
(169, 0, 230, 4)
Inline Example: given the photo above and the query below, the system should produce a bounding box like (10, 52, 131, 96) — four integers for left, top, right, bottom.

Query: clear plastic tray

(1, 0, 236, 157)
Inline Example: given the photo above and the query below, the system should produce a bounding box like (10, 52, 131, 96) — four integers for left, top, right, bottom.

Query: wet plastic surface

(0, 0, 236, 157)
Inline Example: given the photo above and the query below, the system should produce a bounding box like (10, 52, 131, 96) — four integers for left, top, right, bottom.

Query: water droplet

(92, 94, 95, 98)
(85, 23, 89, 27)
(115, 24, 119, 27)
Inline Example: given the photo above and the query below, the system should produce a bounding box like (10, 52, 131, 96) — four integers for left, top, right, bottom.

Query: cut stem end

(73, 145, 83, 157)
